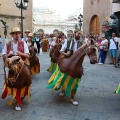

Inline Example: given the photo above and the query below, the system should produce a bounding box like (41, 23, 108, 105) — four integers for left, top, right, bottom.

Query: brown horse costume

(29, 45, 40, 75)
(47, 42, 98, 96)
(50, 43, 62, 63)
(1, 56, 32, 106)
(58, 44, 97, 78)
(48, 43, 62, 73)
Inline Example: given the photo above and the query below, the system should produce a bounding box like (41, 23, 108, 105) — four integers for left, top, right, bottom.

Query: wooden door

(90, 15, 100, 35)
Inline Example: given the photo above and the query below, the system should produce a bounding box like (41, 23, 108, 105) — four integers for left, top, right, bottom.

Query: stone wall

(0, 0, 33, 40)
(83, 0, 111, 36)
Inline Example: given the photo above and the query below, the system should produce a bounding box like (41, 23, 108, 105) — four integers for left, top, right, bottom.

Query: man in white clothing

(109, 32, 118, 65)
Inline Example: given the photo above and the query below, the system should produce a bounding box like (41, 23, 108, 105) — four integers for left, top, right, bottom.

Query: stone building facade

(0, 0, 33, 40)
(83, 0, 111, 36)
(33, 8, 78, 35)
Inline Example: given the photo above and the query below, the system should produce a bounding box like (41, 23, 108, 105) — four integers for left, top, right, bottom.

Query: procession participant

(55, 31, 66, 44)
(42, 35, 49, 52)
(47, 31, 66, 73)
(1, 27, 32, 111)
(67, 30, 74, 40)
(22, 30, 30, 42)
(27, 33, 40, 75)
(48, 34, 55, 50)
(27, 33, 37, 47)
(35, 34, 42, 55)
(47, 29, 83, 105)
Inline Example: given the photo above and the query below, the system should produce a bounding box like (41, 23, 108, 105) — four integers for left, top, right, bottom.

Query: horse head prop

(28, 45, 39, 67)
(58, 40, 98, 78)
(29, 45, 37, 57)
(50, 43, 62, 63)
(4, 56, 32, 88)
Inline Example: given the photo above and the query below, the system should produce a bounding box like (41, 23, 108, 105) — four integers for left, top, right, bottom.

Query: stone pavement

(0, 51, 120, 120)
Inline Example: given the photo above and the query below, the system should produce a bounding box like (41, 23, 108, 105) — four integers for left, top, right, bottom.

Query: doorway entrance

(90, 15, 100, 35)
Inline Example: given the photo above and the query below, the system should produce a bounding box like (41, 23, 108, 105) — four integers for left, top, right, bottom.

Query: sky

(33, 0, 83, 19)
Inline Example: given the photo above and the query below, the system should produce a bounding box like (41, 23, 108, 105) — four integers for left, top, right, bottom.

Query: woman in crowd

(98, 35, 108, 64)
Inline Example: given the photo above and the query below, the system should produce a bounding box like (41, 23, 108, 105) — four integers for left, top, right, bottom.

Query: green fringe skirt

(46, 65, 80, 96)
(115, 83, 120, 94)
(47, 60, 57, 74)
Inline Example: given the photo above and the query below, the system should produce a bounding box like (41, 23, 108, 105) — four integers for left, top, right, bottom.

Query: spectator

(109, 32, 118, 65)
(99, 35, 108, 64)
(84, 35, 89, 43)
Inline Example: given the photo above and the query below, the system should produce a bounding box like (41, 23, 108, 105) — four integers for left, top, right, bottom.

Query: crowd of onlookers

(84, 32, 119, 67)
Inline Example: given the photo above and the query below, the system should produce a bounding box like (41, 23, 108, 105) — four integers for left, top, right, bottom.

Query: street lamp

(14, 0, 29, 38)
(78, 13, 83, 30)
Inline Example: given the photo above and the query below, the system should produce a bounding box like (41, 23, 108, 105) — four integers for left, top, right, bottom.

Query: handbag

(103, 45, 108, 51)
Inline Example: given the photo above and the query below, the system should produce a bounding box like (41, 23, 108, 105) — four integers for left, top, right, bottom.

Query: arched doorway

(90, 15, 100, 35)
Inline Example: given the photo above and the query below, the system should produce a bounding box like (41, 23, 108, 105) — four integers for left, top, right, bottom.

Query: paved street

(0, 50, 120, 120)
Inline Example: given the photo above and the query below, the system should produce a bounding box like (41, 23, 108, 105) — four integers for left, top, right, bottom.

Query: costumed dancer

(35, 34, 41, 55)
(42, 35, 49, 52)
(46, 29, 83, 105)
(27, 33, 40, 75)
(1, 27, 32, 111)
(67, 30, 74, 41)
(22, 30, 30, 43)
(115, 83, 120, 94)
(48, 34, 55, 50)
(47, 31, 66, 74)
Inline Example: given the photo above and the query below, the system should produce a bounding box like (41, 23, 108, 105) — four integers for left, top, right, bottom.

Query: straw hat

(10, 27, 21, 34)
(25, 30, 30, 33)
(28, 33, 33, 38)
(9, 28, 14, 35)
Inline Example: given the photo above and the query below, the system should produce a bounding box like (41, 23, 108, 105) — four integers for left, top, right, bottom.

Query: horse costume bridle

(4, 57, 24, 86)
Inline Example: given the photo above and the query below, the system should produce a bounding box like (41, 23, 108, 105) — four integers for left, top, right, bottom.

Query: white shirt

(48, 38, 55, 49)
(22, 37, 28, 42)
(60, 39, 78, 53)
(100, 39, 108, 49)
(84, 38, 88, 43)
(2, 41, 29, 55)
(27, 41, 37, 48)
(35, 38, 40, 42)
(109, 37, 118, 49)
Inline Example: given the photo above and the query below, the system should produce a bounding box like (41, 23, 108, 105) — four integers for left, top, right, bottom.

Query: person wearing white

(26, 33, 37, 48)
(99, 35, 108, 64)
(2, 41, 29, 56)
(35, 35, 41, 54)
(22, 30, 30, 42)
(84, 35, 89, 44)
(2, 27, 29, 111)
(109, 33, 118, 65)
(60, 39, 79, 53)
(48, 34, 55, 50)
(59, 29, 83, 106)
